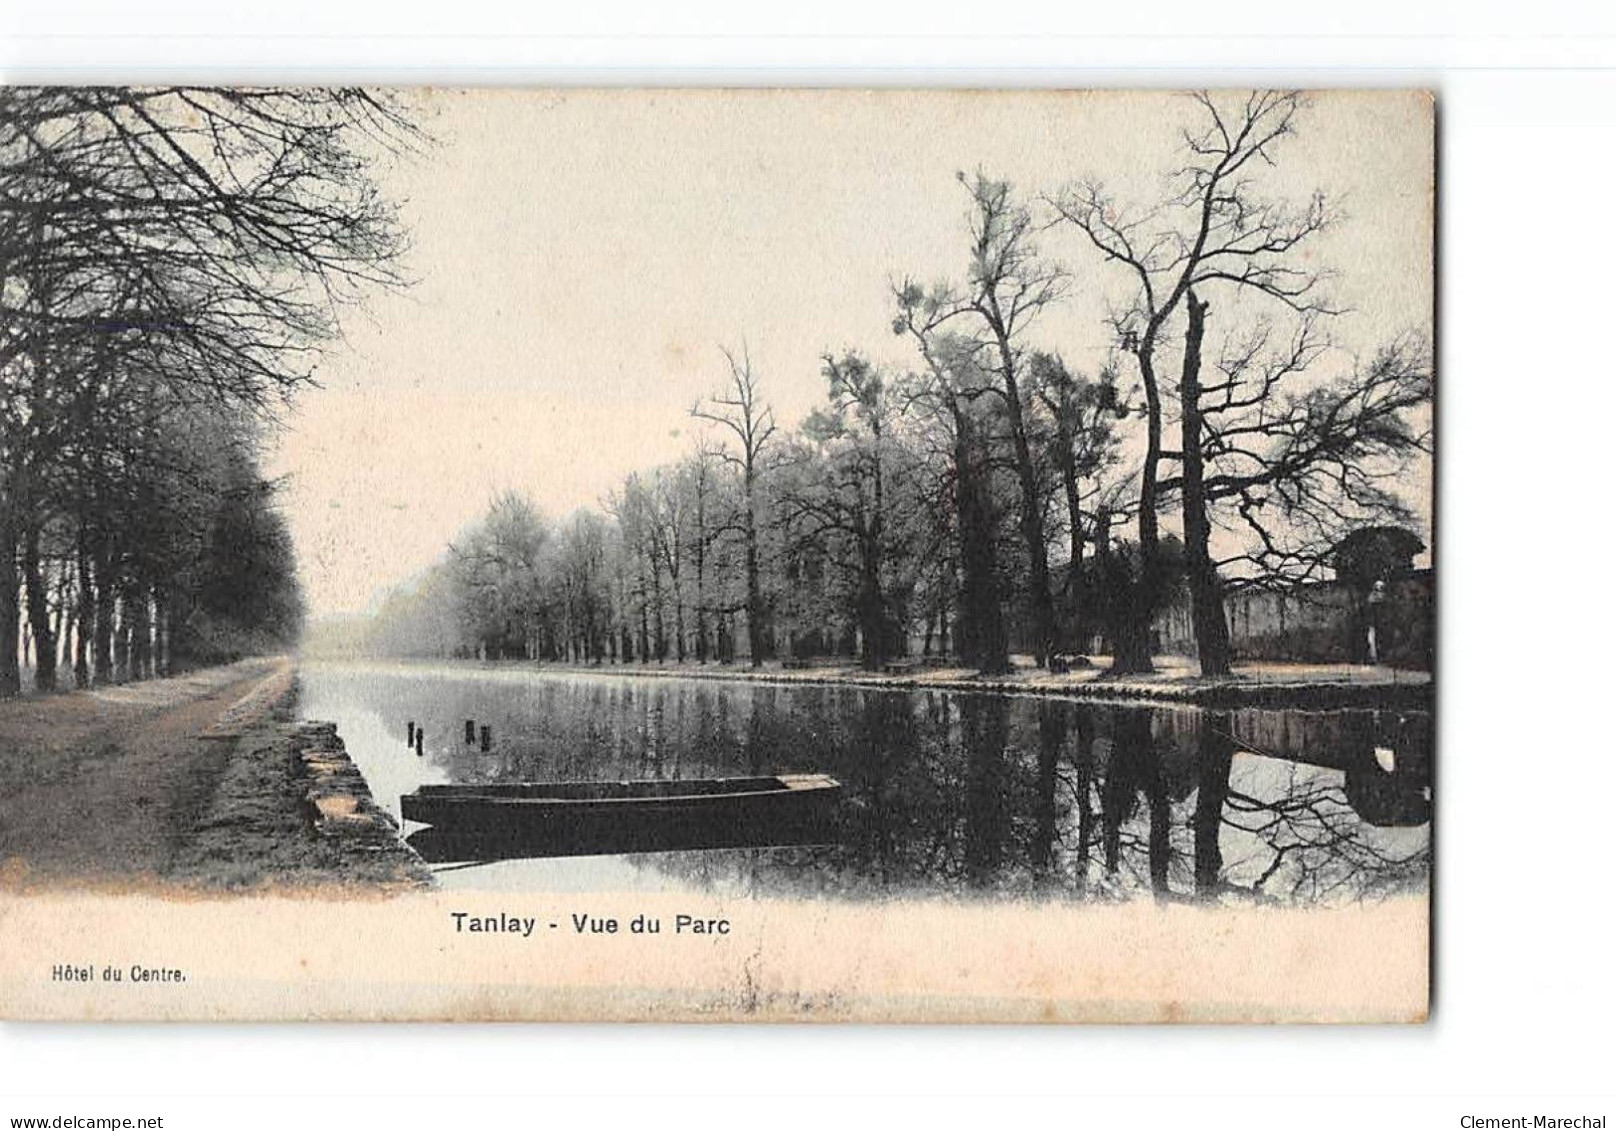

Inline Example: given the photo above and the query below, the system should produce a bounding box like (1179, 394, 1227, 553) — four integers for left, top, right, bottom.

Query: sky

(265, 89, 1434, 620)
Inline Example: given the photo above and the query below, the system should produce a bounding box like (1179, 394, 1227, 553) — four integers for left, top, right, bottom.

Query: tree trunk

(993, 336, 1059, 668)
(115, 594, 131, 682)
(857, 429, 889, 671)
(0, 507, 20, 697)
(1179, 292, 1233, 676)
(647, 543, 666, 662)
(1111, 344, 1164, 674)
(51, 565, 70, 674)
(856, 516, 885, 671)
(671, 570, 686, 663)
(1112, 577, 1155, 673)
(1056, 411, 1085, 648)
(22, 521, 57, 692)
(93, 552, 115, 683)
(636, 556, 651, 664)
(742, 466, 765, 668)
(694, 482, 709, 663)
(873, 434, 890, 662)
(74, 528, 93, 688)
(951, 403, 1009, 674)
(153, 586, 170, 677)
(20, 204, 56, 694)
(129, 583, 152, 680)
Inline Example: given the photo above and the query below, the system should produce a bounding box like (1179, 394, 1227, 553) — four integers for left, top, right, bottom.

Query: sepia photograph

(0, 86, 1433, 1022)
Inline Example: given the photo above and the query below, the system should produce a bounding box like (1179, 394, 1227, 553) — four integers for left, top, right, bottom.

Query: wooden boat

(400, 773, 842, 860)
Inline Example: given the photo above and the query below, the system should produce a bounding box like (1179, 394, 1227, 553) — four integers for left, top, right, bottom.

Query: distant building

(1152, 568, 1433, 669)
(1043, 525, 1434, 669)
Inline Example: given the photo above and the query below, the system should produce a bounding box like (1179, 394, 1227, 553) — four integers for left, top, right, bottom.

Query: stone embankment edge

(289, 717, 433, 887)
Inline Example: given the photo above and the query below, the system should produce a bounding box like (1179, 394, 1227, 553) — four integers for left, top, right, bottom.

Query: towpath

(0, 658, 293, 887)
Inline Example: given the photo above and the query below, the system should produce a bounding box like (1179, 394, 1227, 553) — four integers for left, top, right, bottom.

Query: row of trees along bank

(366, 92, 1431, 678)
(0, 89, 414, 695)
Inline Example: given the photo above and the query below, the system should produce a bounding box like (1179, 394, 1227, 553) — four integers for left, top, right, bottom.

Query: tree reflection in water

(644, 692, 1430, 906)
(303, 666, 1431, 906)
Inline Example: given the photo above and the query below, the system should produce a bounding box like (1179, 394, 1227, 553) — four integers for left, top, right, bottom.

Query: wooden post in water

(479, 725, 492, 753)
(407, 721, 416, 747)
(465, 720, 475, 745)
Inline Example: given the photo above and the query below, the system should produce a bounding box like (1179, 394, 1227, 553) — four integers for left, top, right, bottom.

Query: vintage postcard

(0, 88, 1433, 1022)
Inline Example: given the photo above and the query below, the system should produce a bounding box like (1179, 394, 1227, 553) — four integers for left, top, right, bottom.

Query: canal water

(300, 661, 1431, 905)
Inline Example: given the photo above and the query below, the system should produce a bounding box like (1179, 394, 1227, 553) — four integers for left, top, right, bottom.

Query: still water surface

(301, 661, 1431, 904)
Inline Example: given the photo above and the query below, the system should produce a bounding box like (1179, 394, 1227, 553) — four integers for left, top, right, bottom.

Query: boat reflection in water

(302, 663, 1431, 905)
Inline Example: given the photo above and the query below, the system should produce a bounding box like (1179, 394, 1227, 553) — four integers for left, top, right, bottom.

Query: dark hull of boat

(404, 817, 837, 863)
(400, 774, 842, 861)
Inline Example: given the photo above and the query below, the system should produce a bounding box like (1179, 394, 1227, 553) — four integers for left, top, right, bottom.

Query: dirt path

(0, 658, 291, 887)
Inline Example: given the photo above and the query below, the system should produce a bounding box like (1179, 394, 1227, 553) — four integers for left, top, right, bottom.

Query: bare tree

(684, 444, 721, 662)
(605, 474, 662, 663)
(446, 492, 550, 660)
(775, 350, 907, 669)
(1175, 290, 1233, 672)
(893, 286, 1011, 674)
(952, 174, 1070, 668)
(1028, 350, 1131, 652)
(646, 467, 689, 662)
(1051, 90, 1334, 673)
(1162, 328, 1433, 588)
(691, 345, 778, 668)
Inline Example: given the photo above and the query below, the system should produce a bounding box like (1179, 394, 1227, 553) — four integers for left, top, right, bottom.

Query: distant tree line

(368, 93, 1431, 677)
(1, 88, 414, 695)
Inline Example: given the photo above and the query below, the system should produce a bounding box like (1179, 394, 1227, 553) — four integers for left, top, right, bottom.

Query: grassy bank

(170, 681, 431, 893)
